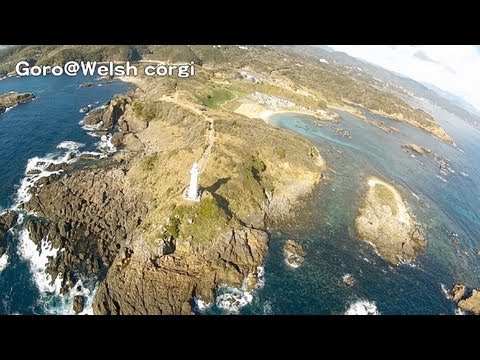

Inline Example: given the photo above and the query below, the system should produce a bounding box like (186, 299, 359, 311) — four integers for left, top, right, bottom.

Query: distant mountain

(286, 45, 480, 129)
(422, 82, 480, 117)
(314, 45, 335, 53)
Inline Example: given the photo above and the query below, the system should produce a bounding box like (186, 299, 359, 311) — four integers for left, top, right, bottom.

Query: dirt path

(219, 88, 238, 111)
(160, 95, 215, 173)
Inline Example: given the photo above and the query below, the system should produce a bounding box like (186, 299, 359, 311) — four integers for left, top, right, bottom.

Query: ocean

(203, 107, 480, 315)
(1, 74, 479, 315)
(0, 75, 131, 314)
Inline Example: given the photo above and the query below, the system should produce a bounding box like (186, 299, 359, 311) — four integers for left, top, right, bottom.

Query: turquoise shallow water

(201, 105, 480, 315)
(236, 108, 480, 315)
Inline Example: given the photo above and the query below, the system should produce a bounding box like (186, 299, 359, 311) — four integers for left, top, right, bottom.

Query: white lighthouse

(185, 162, 200, 201)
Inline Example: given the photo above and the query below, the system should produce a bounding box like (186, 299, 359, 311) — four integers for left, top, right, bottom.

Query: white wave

(40, 279, 98, 315)
(56, 141, 84, 151)
(96, 134, 116, 153)
(454, 308, 466, 315)
(17, 228, 97, 314)
(215, 266, 265, 314)
(83, 126, 103, 135)
(435, 175, 448, 183)
(411, 192, 420, 200)
(4, 105, 16, 113)
(345, 300, 380, 315)
(193, 296, 212, 313)
(263, 300, 273, 314)
(440, 283, 450, 299)
(216, 287, 253, 314)
(17, 229, 61, 294)
(13, 141, 85, 209)
(453, 143, 465, 153)
(0, 254, 8, 273)
(78, 150, 107, 159)
(460, 171, 469, 177)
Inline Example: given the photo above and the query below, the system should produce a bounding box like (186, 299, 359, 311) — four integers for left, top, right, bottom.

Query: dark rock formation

(0, 211, 18, 256)
(25, 164, 148, 294)
(78, 82, 94, 88)
(73, 295, 85, 314)
(93, 228, 268, 315)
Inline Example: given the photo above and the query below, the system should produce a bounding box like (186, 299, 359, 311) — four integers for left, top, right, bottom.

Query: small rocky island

(283, 239, 306, 268)
(354, 177, 426, 265)
(402, 143, 432, 155)
(0, 91, 36, 114)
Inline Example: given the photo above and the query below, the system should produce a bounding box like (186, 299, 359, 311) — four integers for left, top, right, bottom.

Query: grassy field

(196, 88, 235, 109)
(373, 183, 398, 216)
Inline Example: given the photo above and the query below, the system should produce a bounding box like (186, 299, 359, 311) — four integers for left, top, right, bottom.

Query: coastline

(116, 75, 146, 89)
(238, 107, 337, 125)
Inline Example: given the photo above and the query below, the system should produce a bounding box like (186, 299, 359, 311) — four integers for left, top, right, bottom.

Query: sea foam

(344, 300, 381, 315)
(0, 254, 8, 273)
(13, 141, 85, 208)
(193, 297, 213, 313)
(17, 229, 61, 294)
(96, 134, 116, 153)
(215, 266, 265, 314)
(17, 228, 96, 314)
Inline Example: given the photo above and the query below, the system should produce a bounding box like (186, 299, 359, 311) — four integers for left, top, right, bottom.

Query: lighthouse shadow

(203, 177, 233, 219)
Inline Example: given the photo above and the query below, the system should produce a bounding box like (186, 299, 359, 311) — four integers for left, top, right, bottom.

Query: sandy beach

(234, 102, 334, 124)
(116, 75, 146, 89)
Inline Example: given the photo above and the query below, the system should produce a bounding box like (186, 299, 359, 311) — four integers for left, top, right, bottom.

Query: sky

(329, 45, 480, 112)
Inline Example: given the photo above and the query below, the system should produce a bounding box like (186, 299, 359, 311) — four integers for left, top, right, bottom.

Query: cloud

(329, 45, 480, 111)
(413, 50, 437, 64)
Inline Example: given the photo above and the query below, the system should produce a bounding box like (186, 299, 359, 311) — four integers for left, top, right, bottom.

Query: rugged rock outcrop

(283, 239, 306, 268)
(0, 92, 35, 114)
(0, 211, 18, 256)
(450, 283, 467, 302)
(83, 96, 129, 130)
(449, 283, 480, 315)
(25, 165, 148, 294)
(73, 295, 85, 314)
(94, 228, 268, 314)
(354, 177, 426, 265)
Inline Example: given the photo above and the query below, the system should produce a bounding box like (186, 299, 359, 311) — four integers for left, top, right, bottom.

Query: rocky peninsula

(0, 92, 35, 114)
(449, 284, 480, 315)
(22, 77, 325, 314)
(354, 177, 426, 265)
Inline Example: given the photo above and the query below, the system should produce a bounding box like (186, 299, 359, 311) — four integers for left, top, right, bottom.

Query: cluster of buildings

(252, 91, 295, 108)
